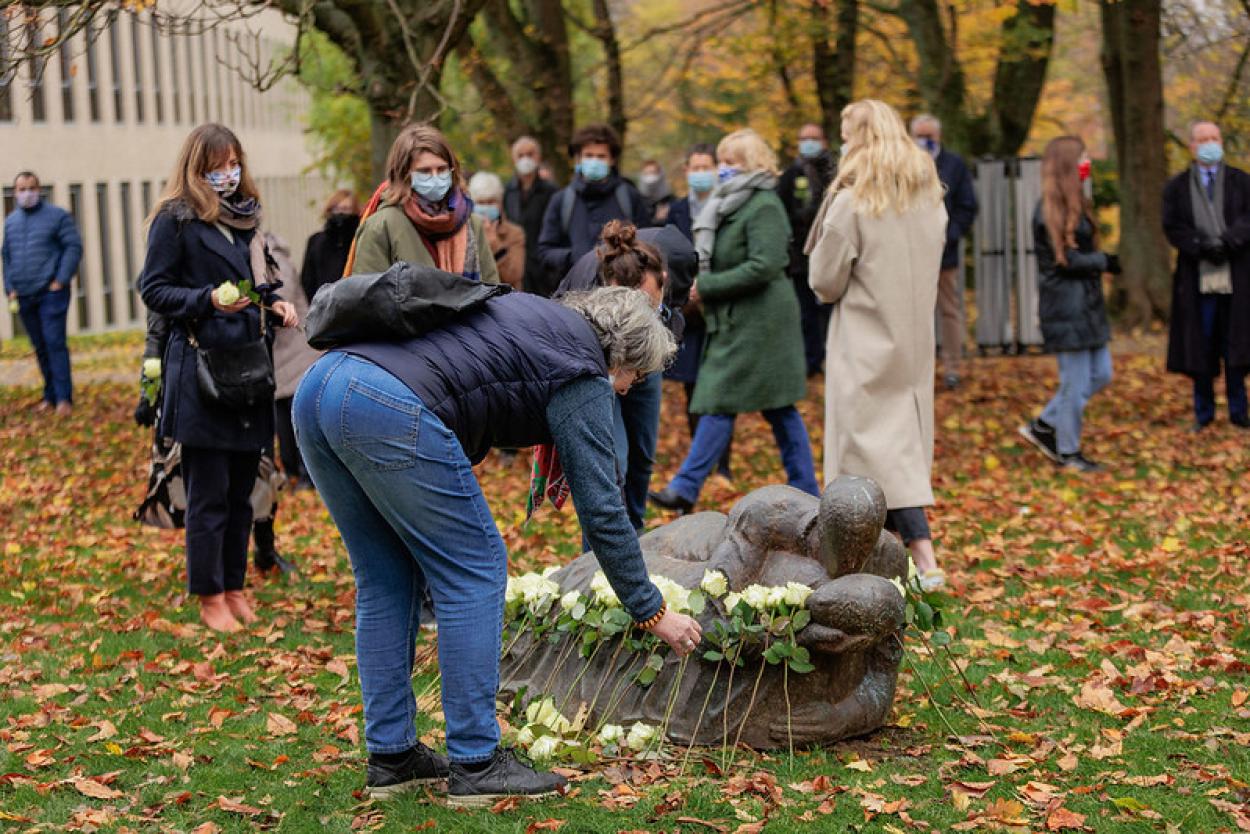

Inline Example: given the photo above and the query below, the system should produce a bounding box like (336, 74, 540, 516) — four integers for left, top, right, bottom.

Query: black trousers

(885, 507, 931, 545)
(274, 397, 307, 479)
(182, 445, 260, 595)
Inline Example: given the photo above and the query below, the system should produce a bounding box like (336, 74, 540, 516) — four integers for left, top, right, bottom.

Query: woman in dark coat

(1018, 136, 1121, 472)
(139, 123, 298, 632)
(292, 286, 701, 804)
(300, 189, 360, 301)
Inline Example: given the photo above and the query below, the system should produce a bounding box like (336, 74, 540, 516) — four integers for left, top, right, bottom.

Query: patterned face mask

(205, 165, 242, 197)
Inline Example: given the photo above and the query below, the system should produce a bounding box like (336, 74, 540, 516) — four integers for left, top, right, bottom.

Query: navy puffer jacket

(343, 292, 608, 463)
(2, 202, 83, 297)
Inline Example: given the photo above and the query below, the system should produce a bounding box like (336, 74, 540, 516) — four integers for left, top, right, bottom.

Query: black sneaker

(1018, 419, 1061, 463)
(365, 743, 450, 799)
(648, 487, 694, 515)
(943, 373, 961, 391)
(447, 748, 567, 809)
(1059, 452, 1103, 473)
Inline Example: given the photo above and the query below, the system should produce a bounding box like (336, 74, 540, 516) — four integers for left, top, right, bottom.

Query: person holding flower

(138, 124, 297, 633)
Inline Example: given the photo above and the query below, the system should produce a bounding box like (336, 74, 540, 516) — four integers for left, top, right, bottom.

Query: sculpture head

(808, 476, 887, 578)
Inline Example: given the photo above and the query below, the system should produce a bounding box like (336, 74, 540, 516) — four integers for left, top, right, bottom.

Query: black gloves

(134, 396, 156, 427)
(1200, 237, 1229, 265)
(1104, 254, 1122, 275)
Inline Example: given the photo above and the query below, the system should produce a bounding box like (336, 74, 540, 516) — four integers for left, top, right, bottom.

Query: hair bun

(599, 220, 637, 258)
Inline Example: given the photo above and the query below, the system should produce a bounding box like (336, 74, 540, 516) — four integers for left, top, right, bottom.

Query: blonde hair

(717, 129, 780, 177)
(382, 124, 463, 205)
(321, 188, 359, 218)
(832, 100, 943, 217)
(151, 123, 260, 225)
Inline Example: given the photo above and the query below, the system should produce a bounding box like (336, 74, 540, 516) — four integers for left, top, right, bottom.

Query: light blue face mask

(410, 170, 453, 202)
(717, 165, 740, 184)
(473, 204, 500, 221)
(687, 170, 715, 194)
(1196, 141, 1224, 167)
(578, 157, 611, 182)
(798, 139, 824, 159)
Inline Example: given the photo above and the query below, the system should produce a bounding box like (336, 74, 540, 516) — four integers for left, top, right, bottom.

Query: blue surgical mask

(410, 170, 453, 202)
(205, 165, 242, 197)
(473, 204, 500, 222)
(1196, 141, 1224, 167)
(717, 165, 740, 184)
(578, 158, 611, 182)
(687, 171, 715, 194)
(798, 139, 824, 159)
(917, 137, 940, 157)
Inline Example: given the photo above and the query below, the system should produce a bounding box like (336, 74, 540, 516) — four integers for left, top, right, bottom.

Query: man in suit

(1163, 120, 1250, 430)
(911, 115, 978, 391)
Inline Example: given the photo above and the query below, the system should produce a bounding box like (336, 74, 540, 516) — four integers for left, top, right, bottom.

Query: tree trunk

(895, 0, 969, 150)
(812, 0, 859, 142)
(988, 0, 1056, 155)
(592, 0, 627, 148)
(1100, 0, 1171, 324)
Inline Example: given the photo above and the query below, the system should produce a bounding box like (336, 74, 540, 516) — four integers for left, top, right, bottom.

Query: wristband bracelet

(635, 600, 668, 632)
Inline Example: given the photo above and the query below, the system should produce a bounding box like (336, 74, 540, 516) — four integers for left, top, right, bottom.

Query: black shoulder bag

(188, 308, 275, 410)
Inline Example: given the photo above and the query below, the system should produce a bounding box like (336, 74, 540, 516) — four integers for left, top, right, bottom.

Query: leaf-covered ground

(1, 332, 1248, 833)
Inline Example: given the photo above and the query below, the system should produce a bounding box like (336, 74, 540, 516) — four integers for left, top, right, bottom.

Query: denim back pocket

(341, 379, 421, 471)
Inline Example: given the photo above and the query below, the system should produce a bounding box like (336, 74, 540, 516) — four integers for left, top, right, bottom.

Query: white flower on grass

(597, 724, 625, 746)
(700, 570, 728, 598)
(528, 734, 559, 762)
(783, 582, 813, 608)
(625, 721, 658, 751)
(524, 697, 571, 734)
(590, 571, 620, 607)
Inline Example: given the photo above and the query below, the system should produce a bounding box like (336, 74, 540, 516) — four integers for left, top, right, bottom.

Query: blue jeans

(292, 353, 505, 762)
(1040, 346, 1113, 455)
(17, 284, 73, 405)
(614, 372, 662, 530)
(668, 405, 819, 503)
(1193, 294, 1247, 425)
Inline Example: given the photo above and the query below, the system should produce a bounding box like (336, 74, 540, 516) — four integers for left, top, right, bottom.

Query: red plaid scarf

(526, 444, 569, 522)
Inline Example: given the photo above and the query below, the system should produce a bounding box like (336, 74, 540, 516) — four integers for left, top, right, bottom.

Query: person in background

(2, 171, 83, 415)
(650, 129, 818, 514)
(777, 123, 837, 377)
(910, 114, 978, 391)
(536, 124, 650, 288)
(269, 231, 320, 492)
(1163, 120, 1250, 431)
(638, 159, 675, 226)
(469, 172, 526, 290)
(1018, 136, 1121, 472)
(301, 189, 359, 300)
(807, 99, 948, 592)
(538, 163, 555, 183)
(665, 143, 732, 479)
(138, 123, 299, 632)
(348, 124, 500, 285)
(503, 136, 559, 295)
(293, 287, 701, 804)
(559, 220, 696, 530)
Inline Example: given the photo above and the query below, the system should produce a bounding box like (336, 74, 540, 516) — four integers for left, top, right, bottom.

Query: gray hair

(511, 135, 541, 156)
(560, 286, 676, 375)
(910, 114, 941, 136)
(468, 171, 504, 202)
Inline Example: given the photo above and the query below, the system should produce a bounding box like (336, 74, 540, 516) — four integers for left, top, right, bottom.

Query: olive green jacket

(350, 204, 500, 285)
(691, 189, 806, 415)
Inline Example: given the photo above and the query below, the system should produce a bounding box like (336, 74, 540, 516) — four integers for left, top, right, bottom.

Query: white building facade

(0, 9, 332, 340)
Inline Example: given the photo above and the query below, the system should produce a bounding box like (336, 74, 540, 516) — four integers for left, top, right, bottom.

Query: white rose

(625, 721, 657, 751)
(723, 592, 743, 612)
(590, 572, 620, 607)
(142, 358, 162, 380)
(214, 281, 240, 306)
(597, 724, 625, 746)
(515, 725, 535, 747)
(888, 576, 906, 599)
(561, 590, 582, 611)
(700, 570, 728, 598)
(741, 585, 770, 611)
(766, 586, 788, 610)
(529, 734, 559, 762)
(783, 582, 813, 608)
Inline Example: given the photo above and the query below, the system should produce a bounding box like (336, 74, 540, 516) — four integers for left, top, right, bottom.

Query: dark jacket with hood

(503, 175, 559, 296)
(536, 174, 650, 287)
(301, 213, 359, 302)
(1032, 202, 1110, 353)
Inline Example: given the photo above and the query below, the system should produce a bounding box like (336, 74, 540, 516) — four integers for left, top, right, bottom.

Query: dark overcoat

(138, 202, 278, 452)
(1163, 164, 1250, 376)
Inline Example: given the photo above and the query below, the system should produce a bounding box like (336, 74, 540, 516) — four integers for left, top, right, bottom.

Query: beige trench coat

(807, 189, 947, 509)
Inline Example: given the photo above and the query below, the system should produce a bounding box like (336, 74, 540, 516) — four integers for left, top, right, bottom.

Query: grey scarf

(1190, 165, 1231, 295)
(693, 171, 777, 273)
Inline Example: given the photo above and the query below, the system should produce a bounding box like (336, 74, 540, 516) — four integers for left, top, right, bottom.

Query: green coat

(351, 204, 500, 284)
(691, 189, 806, 415)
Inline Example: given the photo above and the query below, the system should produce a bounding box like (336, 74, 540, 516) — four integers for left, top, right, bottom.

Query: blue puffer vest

(343, 292, 608, 463)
